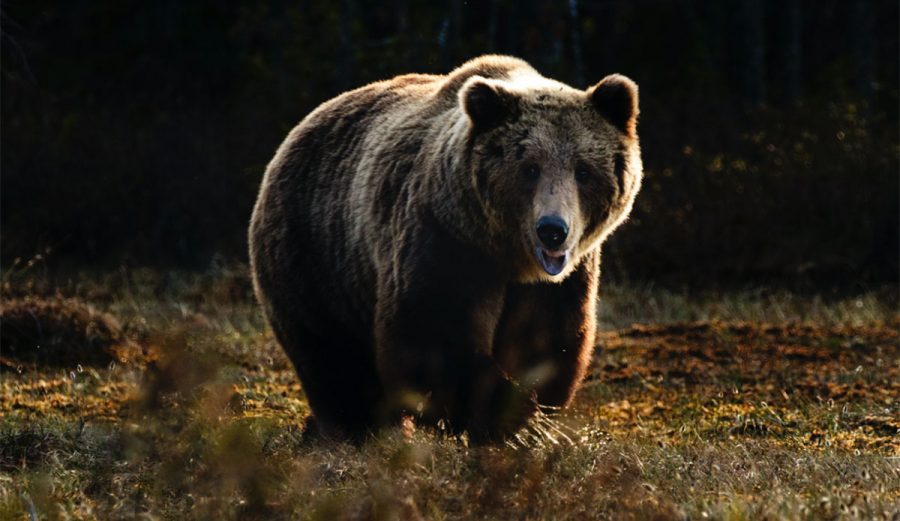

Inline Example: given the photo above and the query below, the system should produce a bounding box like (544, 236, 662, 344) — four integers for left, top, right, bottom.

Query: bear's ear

(587, 74, 639, 135)
(460, 77, 520, 130)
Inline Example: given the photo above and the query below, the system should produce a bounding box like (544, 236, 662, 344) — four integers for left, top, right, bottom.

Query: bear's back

(434, 55, 536, 105)
(305, 55, 535, 125)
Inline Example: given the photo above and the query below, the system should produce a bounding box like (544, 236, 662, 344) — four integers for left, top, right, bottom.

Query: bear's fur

(249, 55, 642, 442)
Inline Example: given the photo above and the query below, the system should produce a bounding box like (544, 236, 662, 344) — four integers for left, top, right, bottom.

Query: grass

(0, 267, 898, 520)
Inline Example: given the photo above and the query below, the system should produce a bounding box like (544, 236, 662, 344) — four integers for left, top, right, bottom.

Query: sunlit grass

(1, 269, 898, 519)
(599, 282, 897, 329)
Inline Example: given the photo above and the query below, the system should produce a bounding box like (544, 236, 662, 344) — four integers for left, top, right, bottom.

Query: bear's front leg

(493, 250, 601, 408)
(373, 224, 537, 442)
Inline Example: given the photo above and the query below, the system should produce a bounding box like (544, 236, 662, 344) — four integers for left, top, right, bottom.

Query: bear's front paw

(468, 378, 538, 444)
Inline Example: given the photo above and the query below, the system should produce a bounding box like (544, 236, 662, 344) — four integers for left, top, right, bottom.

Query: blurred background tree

(2, 0, 897, 288)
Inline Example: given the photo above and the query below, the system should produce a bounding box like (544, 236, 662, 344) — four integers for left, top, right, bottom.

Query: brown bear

(249, 55, 642, 443)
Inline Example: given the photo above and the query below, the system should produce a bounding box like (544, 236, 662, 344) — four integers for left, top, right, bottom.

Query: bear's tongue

(537, 248, 568, 276)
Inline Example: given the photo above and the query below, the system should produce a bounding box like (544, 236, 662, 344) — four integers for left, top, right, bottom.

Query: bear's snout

(534, 215, 571, 276)
(535, 215, 568, 250)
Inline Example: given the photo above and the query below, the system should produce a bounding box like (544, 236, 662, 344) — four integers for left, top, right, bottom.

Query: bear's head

(459, 72, 643, 282)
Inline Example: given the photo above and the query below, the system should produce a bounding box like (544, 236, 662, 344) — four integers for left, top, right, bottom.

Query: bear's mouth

(535, 248, 569, 276)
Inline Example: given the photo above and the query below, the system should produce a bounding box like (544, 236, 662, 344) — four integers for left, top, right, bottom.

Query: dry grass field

(0, 268, 898, 520)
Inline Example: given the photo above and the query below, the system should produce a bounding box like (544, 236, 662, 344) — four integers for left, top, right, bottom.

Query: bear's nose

(535, 215, 569, 250)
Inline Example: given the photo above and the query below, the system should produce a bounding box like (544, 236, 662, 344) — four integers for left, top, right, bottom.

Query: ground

(0, 268, 897, 520)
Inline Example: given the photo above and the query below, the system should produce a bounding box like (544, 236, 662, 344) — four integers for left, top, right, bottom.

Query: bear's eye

(575, 165, 591, 184)
(521, 164, 541, 181)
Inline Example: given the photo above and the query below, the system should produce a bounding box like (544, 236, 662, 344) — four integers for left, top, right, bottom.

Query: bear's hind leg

(279, 331, 384, 443)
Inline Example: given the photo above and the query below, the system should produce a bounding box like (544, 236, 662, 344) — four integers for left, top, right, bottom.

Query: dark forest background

(2, 0, 898, 288)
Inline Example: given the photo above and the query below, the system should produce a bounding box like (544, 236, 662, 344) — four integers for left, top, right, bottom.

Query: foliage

(0, 296, 133, 369)
(0, 271, 898, 519)
(1, 1, 897, 285)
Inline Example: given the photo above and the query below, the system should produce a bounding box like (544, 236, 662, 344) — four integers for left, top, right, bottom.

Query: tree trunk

(784, 0, 802, 103)
(849, 0, 876, 108)
(440, 0, 462, 69)
(336, 0, 356, 91)
(742, 0, 766, 106)
(397, 0, 413, 68)
(567, 0, 586, 88)
(488, 0, 501, 52)
(506, 0, 519, 56)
